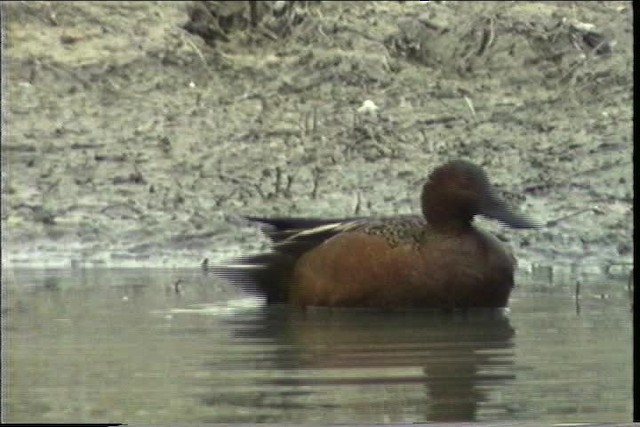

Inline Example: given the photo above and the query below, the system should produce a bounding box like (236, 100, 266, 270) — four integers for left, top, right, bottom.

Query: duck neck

(421, 184, 474, 233)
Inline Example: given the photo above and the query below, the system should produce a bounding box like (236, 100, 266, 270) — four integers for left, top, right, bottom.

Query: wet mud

(1, 1, 633, 274)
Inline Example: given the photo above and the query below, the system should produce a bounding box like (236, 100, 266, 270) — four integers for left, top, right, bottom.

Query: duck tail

(208, 253, 295, 304)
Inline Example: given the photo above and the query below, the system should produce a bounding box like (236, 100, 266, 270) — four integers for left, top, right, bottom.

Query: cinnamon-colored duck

(212, 160, 538, 309)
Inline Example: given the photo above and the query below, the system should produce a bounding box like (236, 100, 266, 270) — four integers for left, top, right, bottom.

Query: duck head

(421, 160, 538, 230)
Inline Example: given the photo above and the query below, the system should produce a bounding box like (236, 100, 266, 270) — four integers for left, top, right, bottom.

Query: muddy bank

(1, 1, 633, 275)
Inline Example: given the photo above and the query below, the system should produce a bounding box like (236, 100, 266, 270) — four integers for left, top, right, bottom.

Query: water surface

(1, 267, 632, 423)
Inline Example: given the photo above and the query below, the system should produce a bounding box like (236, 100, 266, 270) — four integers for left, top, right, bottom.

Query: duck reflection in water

(206, 308, 516, 422)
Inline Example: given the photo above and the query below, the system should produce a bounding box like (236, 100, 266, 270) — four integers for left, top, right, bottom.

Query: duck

(212, 160, 538, 309)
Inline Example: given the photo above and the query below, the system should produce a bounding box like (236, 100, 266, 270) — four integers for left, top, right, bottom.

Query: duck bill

(479, 191, 539, 229)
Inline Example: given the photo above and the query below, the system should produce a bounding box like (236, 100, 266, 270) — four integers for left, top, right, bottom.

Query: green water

(1, 268, 632, 423)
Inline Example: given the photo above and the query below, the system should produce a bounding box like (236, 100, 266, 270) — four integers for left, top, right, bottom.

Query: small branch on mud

(248, 1, 258, 27)
(172, 176, 184, 191)
(300, 111, 310, 136)
(213, 190, 233, 207)
(95, 153, 127, 162)
(313, 107, 319, 134)
(41, 61, 91, 89)
(133, 163, 145, 184)
(170, 230, 218, 243)
(302, 106, 320, 135)
(45, 2, 59, 26)
(311, 166, 322, 199)
(354, 191, 362, 215)
(420, 116, 462, 126)
(256, 25, 279, 41)
(274, 167, 282, 196)
(215, 188, 253, 206)
(476, 17, 496, 57)
(266, 166, 294, 198)
(217, 172, 250, 187)
(100, 202, 144, 219)
(182, 33, 208, 66)
(557, 58, 585, 87)
(545, 206, 603, 227)
(70, 142, 106, 150)
(253, 183, 267, 200)
(285, 174, 294, 197)
(41, 178, 61, 195)
(463, 96, 477, 119)
(112, 171, 146, 185)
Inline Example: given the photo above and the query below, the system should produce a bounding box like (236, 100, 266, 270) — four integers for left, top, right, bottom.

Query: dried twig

(182, 33, 208, 66)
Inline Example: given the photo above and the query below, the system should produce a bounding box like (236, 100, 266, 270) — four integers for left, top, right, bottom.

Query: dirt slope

(1, 1, 633, 274)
